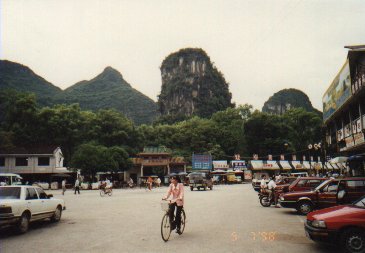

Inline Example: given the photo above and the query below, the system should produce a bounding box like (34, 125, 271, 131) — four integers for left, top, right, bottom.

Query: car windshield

(190, 173, 205, 180)
(0, 187, 21, 199)
(314, 180, 331, 191)
(354, 196, 365, 208)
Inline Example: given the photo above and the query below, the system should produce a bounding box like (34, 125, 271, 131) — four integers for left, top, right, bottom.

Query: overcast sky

(1, 0, 365, 111)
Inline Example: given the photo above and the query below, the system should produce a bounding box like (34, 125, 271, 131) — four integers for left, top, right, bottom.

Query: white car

(0, 185, 66, 233)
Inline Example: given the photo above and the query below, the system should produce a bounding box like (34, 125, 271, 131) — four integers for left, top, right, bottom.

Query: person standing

(162, 176, 184, 234)
(62, 179, 67, 195)
(74, 178, 80, 194)
(147, 176, 153, 191)
(260, 174, 267, 193)
(156, 177, 161, 187)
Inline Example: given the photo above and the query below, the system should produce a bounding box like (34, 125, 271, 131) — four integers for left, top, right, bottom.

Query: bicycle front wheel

(161, 213, 171, 242)
(180, 209, 186, 234)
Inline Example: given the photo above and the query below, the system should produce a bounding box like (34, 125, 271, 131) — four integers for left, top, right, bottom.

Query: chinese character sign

(192, 154, 212, 170)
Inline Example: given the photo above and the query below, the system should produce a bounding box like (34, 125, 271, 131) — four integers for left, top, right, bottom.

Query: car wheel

(190, 187, 193, 191)
(17, 213, 30, 234)
(341, 228, 365, 253)
(51, 206, 62, 222)
(297, 201, 313, 215)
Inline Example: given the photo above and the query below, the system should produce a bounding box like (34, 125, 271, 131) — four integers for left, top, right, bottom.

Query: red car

(279, 177, 365, 215)
(305, 195, 365, 253)
(275, 177, 326, 199)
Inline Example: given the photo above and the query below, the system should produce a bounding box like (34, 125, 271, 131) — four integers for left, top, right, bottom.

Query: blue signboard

(192, 154, 212, 170)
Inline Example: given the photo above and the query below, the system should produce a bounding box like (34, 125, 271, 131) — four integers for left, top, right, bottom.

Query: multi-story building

(323, 45, 365, 175)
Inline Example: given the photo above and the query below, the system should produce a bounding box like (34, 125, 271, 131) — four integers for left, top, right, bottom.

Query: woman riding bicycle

(162, 176, 184, 235)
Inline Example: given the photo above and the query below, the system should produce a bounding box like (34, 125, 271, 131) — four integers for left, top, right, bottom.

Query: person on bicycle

(147, 176, 153, 191)
(162, 176, 184, 235)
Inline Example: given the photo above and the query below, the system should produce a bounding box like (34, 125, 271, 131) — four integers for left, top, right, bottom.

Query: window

(0, 187, 21, 199)
(38, 157, 50, 166)
(296, 180, 307, 187)
(0, 157, 4, 167)
(35, 188, 48, 199)
(16, 157, 28, 167)
(323, 181, 338, 193)
(346, 180, 365, 192)
(308, 180, 322, 188)
(26, 188, 38, 200)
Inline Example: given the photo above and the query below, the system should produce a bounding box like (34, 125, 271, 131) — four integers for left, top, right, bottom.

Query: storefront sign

(354, 132, 365, 146)
(357, 119, 362, 133)
(213, 160, 228, 169)
(323, 60, 352, 122)
(231, 160, 246, 170)
(345, 124, 351, 137)
(345, 136, 355, 148)
(192, 154, 212, 170)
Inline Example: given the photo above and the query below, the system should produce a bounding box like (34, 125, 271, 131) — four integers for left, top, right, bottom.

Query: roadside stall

(231, 160, 247, 182)
(226, 169, 236, 184)
(211, 169, 227, 184)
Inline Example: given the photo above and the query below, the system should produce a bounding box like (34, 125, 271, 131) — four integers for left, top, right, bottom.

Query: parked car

(279, 177, 365, 215)
(0, 185, 66, 233)
(305, 195, 365, 253)
(189, 172, 213, 191)
(32, 182, 49, 190)
(275, 177, 327, 199)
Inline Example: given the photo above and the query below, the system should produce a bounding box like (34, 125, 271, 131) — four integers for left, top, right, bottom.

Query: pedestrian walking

(74, 178, 80, 194)
(62, 179, 67, 195)
(156, 177, 161, 187)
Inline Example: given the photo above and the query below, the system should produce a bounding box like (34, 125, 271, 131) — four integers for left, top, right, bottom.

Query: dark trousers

(169, 203, 183, 229)
(74, 186, 80, 194)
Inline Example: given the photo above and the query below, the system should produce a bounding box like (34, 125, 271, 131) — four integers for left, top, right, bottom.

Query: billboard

(323, 60, 352, 122)
(192, 154, 212, 170)
(231, 160, 247, 170)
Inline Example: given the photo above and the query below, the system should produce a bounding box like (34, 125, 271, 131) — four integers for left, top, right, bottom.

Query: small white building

(0, 146, 72, 182)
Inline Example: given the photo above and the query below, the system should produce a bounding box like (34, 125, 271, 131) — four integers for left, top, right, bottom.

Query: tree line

(0, 90, 323, 178)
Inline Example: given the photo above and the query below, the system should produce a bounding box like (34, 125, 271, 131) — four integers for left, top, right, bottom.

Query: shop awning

(291, 161, 305, 170)
(250, 160, 263, 170)
(263, 160, 280, 170)
(279, 161, 292, 170)
(302, 161, 311, 169)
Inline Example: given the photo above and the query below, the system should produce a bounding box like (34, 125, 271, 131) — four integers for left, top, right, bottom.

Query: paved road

(0, 184, 340, 253)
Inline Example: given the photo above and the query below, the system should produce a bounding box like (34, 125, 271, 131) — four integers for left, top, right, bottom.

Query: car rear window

(0, 187, 21, 199)
(346, 180, 365, 192)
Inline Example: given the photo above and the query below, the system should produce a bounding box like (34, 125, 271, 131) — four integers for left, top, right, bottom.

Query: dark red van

(279, 177, 365, 215)
(305, 195, 365, 253)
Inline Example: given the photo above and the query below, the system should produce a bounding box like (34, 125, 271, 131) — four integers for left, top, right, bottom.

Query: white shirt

(260, 179, 266, 188)
(75, 179, 80, 187)
(62, 180, 66, 187)
(267, 180, 277, 190)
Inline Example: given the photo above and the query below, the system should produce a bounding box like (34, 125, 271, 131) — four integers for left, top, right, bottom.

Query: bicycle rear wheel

(180, 209, 186, 234)
(161, 213, 171, 242)
(108, 190, 112, 196)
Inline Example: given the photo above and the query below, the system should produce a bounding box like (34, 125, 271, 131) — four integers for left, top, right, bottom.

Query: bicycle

(100, 186, 113, 197)
(160, 200, 186, 242)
